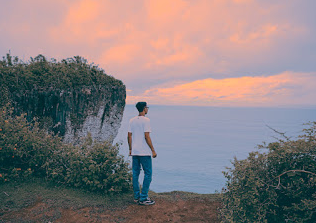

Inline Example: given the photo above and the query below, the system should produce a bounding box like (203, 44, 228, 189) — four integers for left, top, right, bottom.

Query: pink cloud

(1, 0, 315, 107)
(100, 44, 140, 63)
(65, 0, 99, 23)
(229, 24, 278, 44)
(44, 0, 311, 79)
(127, 72, 316, 107)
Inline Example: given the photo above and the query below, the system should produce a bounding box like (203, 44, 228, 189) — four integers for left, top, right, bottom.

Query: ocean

(113, 105, 315, 194)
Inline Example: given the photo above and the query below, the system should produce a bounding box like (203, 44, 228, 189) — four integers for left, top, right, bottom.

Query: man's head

(136, 102, 149, 114)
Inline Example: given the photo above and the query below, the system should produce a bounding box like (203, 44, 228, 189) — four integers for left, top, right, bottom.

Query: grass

(0, 177, 221, 222)
(156, 191, 221, 201)
(0, 178, 133, 214)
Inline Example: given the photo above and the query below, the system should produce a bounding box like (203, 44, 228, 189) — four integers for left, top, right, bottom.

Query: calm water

(114, 105, 315, 194)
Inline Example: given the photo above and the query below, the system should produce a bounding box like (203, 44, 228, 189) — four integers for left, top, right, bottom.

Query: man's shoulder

(139, 116, 150, 124)
(129, 116, 139, 122)
(129, 116, 150, 122)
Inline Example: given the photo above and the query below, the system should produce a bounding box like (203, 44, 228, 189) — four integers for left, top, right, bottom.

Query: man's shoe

(138, 198, 155, 206)
(133, 199, 139, 203)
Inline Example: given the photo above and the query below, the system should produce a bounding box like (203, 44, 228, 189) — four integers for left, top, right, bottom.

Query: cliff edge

(0, 54, 126, 144)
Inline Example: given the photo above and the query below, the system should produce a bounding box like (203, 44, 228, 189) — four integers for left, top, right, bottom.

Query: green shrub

(220, 122, 316, 222)
(0, 53, 125, 107)
(0, 106, 132, 193)
(45, 136, 132, 193)
(0, 105, 63, 181)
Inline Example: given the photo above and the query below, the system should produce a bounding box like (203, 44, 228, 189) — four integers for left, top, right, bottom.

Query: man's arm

(127, 132, 132, 156)
(145, 132, 157, 158)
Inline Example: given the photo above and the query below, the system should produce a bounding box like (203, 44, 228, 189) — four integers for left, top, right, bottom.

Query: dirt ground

(1, 196, 221, 222)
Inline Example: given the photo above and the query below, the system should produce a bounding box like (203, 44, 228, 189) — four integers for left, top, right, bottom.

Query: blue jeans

(132, 156, 152, 201)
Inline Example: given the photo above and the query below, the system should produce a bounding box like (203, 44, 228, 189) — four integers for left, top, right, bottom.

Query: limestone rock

(12, 85, 126, 145)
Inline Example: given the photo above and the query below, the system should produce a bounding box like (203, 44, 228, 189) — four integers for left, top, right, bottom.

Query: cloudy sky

(1, 0, 315, 107)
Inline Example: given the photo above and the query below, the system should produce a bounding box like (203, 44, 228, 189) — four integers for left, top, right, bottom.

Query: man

(128, 102, 157, 205)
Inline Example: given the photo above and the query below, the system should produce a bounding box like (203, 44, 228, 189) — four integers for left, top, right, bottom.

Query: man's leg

(139, 156, 152, 201)
(132, 156, 141, 200)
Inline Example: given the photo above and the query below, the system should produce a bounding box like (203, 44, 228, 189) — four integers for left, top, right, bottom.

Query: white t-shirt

(128, 116, 152, 156)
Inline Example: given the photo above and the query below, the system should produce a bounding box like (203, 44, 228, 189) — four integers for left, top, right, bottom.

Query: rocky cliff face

(12, 85, 126, 145)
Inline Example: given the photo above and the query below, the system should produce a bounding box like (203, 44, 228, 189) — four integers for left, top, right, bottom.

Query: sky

(1, 0, 316, 107)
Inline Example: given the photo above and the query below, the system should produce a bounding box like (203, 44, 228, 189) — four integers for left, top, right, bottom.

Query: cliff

(0, 54, 126, 144)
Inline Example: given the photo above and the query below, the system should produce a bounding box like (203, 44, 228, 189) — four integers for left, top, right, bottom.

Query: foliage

(220, 122, 316, 222)
(0, 106, 63, 181)
(0, 53, 124, 107)
(0, 106, 132, 193)
(46, 135, 132, 193)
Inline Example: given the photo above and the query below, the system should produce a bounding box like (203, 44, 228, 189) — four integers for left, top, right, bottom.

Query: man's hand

(152, 150, 157, 158)
(128, 132, 132, 156)
(145, 132, 156, 158)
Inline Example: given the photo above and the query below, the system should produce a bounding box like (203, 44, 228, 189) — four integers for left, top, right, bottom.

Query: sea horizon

(126, 103, 316, 110)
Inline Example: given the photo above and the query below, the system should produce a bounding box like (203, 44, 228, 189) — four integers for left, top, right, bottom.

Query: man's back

(128, 116, 151, 156)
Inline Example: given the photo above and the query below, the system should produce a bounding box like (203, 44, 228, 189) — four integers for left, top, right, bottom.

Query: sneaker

(133, 198, 139, 203)
(138, 198, 155, 206)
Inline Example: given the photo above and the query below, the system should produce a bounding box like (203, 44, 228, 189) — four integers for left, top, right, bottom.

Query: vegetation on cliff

(0, 53, 126, 140)
(220, 122, 316, 222)
(0, 106, 132, 192)
(0, 53, 124, 106)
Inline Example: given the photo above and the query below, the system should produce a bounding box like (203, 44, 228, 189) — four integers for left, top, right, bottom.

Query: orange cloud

(145, 0, 189, 27)
(46, 0, 309, 82)
(2, 0, 313, 103)
(127, 72, 316, 107)
(100, 44, 140, 63)
(66, 0, 99, 24)
(49, 0, 117, 45)
(229, 24, 278, 44)
(232, 0, 254, 3)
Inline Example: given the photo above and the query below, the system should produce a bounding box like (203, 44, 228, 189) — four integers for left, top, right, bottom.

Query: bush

(220, 122, 316, 222)
(0, 106, 132, 193)
(0, 53, 125, 107)
(0, 106, 63, 181)
(46, 136, 132, 193)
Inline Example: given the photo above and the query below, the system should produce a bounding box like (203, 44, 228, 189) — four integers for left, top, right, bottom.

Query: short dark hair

(136, 102, 147, 112)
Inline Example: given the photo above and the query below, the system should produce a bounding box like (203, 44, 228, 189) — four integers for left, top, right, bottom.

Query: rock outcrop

(1, 54, 126, 145)
(11, 85, 126, 145)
